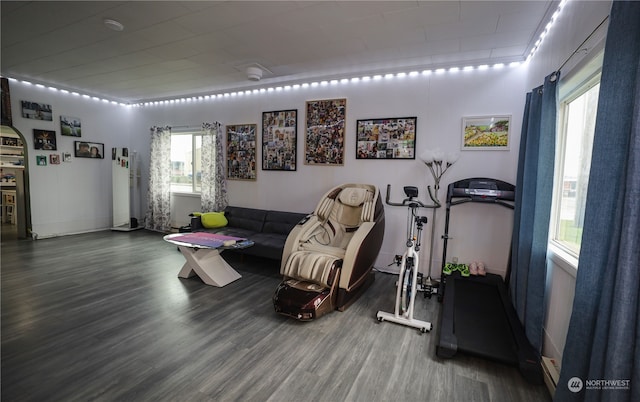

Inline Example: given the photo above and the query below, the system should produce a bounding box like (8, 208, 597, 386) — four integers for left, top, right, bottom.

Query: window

(551, 77, 600, 257)
(170, 133, 202, 193)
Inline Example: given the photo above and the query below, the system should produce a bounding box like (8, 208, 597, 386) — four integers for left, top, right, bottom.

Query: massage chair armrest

(340, 221, 383, 290)
(280, 215, 320, 273)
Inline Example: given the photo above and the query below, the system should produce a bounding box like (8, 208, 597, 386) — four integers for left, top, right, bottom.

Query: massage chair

(273, 183, 385, 320)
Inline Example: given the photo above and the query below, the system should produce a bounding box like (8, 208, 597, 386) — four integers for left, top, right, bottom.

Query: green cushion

(198, 212, 228, 229)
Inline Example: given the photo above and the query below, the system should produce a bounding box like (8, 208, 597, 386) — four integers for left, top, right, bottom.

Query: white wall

(136, 65, 527, 275)
(523, 0, 612, 363)
(8, 82, 135, 238)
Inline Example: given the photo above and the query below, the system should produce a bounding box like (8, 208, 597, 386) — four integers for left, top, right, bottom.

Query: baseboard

(541, 356, 561, 397)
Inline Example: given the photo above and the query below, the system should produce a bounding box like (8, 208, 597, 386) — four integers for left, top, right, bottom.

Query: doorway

(1, 125, 31, 241)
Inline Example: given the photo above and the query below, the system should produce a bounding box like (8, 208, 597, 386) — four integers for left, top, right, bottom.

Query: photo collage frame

(356, 117, 416, 159)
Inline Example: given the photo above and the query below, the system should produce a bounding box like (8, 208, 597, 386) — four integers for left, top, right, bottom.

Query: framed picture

(62, 152, 72, 162)
(74, 141, 104, 159)
(36, 155, 47, 166)
(49, 154, 60, 164)
(33, 129, 57, 150)
(462, 115, 511, 150)
(21, 100, 52, 121)
(262, 109, 297, 171)
(226, 124, 257, 180)
(305, 98, 346, 165)
(60, 116, 82, 137)
(356, 117, 416, 159)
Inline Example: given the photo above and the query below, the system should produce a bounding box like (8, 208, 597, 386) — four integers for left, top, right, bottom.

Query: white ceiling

(1, 1, 556, 103)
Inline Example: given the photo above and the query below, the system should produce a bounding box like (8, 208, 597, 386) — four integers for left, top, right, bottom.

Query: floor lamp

(420, 148, 459, 287)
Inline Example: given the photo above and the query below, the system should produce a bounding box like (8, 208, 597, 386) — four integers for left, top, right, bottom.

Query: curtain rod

(556, 15, 609, 74)
(172, 122, 221, 131)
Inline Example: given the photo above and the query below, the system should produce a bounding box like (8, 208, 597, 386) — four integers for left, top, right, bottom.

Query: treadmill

(436, 178, 542, 385)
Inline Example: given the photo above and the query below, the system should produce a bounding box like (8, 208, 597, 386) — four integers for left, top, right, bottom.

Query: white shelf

(0, 133, 24, 169)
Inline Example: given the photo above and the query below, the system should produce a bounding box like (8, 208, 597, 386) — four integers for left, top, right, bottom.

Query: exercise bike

(376, 185, 439, 333)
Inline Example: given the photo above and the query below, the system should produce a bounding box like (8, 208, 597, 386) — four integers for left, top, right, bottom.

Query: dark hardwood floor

(1, 230, 550, 401)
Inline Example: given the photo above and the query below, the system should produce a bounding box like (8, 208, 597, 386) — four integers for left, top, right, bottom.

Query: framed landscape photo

(462, 115, 511, 150)
(262, 109, 297, 171)
(356, 116, 416, 159)
(33, 129, 57, 150)
(227, 124, 257, 180)
(21, 100, 52, 121)
(74, 141, 104, 159)
(60, 115, 82, 137)
(305, 98, 346, 165)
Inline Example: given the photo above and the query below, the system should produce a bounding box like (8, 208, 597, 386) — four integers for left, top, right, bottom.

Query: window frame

(549, 72, 601, 266)
(170, 131, 202, 195)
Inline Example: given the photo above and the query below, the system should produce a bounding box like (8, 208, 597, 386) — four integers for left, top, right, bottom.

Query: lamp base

(423, 276, 440, 287)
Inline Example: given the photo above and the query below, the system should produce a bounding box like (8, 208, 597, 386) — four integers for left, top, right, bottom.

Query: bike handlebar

(385, 184, 441, 208)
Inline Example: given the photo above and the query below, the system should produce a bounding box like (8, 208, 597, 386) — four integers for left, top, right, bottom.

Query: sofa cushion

(246, 232, 290, 260)
(263, 210, 308, 235)
(224, 206, 267, 232)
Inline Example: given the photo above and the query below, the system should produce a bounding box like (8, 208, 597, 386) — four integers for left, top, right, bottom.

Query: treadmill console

(448, 178, 515, 203)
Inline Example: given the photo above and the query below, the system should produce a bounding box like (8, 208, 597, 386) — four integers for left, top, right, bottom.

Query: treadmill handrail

(449, 197, 515, 210)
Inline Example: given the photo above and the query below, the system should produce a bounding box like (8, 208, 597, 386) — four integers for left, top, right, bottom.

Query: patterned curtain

(145, 125, 172, 232)
(200, 122, 228, 212)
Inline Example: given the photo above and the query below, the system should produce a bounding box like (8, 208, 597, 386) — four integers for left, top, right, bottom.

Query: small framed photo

(21, 100, 52, 121)
(74, 141, 104, 159)
(262, 109, 297, 171)
(462, 115, 511, 150)
(49, 154, 60, 164)
(36, 155, 47, 166)
(226, 124, 257, 180)
(62, 152, 72, 162)
(356, 117, 416, 159)
(60, 116, 82, 137)
(33, 129, 57, 150)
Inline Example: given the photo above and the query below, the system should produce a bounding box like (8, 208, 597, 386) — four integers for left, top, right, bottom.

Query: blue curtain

(510, 72, 559, 354)
(555, 2, 640, 401)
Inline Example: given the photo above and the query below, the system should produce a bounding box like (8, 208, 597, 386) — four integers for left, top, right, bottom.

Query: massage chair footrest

(273, 279, 333, 321)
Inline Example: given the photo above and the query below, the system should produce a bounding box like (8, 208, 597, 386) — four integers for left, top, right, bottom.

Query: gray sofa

(190, 206, 308, 260)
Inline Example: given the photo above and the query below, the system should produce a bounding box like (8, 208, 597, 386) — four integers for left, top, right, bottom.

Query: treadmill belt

(453, 279, 518, 365)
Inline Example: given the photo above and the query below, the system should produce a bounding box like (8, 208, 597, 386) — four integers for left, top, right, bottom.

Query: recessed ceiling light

(103, 18, 124, 32)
